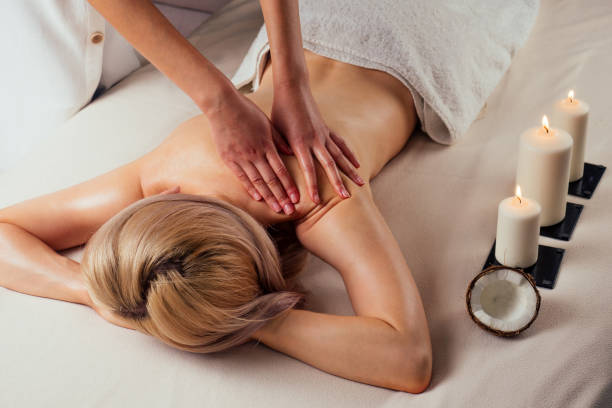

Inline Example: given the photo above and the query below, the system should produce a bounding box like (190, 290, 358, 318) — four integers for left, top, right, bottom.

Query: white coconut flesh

(469, 268, 538, 333)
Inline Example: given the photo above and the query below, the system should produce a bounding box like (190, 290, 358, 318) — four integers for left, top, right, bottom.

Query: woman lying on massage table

(0, 50, 431, 393)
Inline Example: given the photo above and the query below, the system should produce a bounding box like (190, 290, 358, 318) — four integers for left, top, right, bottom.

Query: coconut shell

(466, 265, 541, 337)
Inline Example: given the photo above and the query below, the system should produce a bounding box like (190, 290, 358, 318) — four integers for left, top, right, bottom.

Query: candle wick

(517, 196, 522, 204)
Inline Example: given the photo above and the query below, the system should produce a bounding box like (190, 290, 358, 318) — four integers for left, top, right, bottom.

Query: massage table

(1, 0, 611, 406)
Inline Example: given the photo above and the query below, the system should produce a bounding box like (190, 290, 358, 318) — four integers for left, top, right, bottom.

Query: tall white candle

(495, 186, 541, 268)
(552, 90, 590, 182)
(516, 116, 573, 226)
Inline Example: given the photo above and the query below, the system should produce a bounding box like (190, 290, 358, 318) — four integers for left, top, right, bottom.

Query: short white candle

(516, 116, 573, 226)
(495, 186, 541, 268)
(552, 90, 590, 181)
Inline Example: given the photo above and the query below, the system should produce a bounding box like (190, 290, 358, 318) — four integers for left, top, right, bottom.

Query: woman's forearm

(87, 0, 236, 113)
(260, 0, 309, 87)
(253, 309, 432, 393)
(0, 223, 89, 305)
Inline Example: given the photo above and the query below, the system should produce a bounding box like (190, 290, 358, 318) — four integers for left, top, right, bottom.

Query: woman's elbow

(393, 337, 433, 393)
(406, 347, 433, 393)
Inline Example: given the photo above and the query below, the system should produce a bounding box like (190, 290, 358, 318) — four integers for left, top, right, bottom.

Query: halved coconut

(466, 265, 541, 337)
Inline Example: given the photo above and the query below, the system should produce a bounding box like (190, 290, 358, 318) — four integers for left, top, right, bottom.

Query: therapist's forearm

(260, 0, 309, 88)
(87, 0, 237, 113)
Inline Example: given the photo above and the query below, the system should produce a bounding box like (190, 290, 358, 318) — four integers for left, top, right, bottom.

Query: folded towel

(232, 0, 539, 144)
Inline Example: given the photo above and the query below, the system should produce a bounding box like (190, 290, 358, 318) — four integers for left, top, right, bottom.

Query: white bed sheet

(1, 1, 611, 407)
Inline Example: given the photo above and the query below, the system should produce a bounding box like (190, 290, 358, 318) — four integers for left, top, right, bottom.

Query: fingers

(266, 150, 300, 204)
(313, 147, 350, 199)
(326, 138, 365, 186)
(242, 162, 281, 212)
(330, 132, 360, 168)
(242, 162, 283, 213)
(232, 155, 297, 214)
(253, 158, 296, 215)
(226, 161, 262, 201)
(294, 145, 320, 204)
(229, 158, 296, 215)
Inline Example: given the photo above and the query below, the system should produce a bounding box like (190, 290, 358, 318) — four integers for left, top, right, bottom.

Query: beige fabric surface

(1, 1, 611, 407)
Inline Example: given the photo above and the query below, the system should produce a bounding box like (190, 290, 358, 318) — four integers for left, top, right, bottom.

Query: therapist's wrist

(194, 76, 240, 116)
(273, 68, 309, 92)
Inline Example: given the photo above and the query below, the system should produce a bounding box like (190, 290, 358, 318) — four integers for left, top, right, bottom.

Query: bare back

(139, 50, 417, 225)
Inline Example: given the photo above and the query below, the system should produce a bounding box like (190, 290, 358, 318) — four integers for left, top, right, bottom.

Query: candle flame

(515, 185, 522, 204)
(542, 115, 550, 133)
(568, 89, 574, 100)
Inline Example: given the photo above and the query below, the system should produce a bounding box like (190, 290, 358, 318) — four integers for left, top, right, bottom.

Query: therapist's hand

(208, 91, 299, 215)
(271, 81, 363, 204)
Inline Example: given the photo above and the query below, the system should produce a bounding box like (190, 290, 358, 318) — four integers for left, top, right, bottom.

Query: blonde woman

(0, 7, 435, 391)
(0, 50, 431, 393)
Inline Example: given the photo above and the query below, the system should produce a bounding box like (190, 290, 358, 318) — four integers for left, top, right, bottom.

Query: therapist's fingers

(266, 150, 300, 204)
(254, 158, 294, 215)
(330, 132, 360, 168)
(226, 161, 262, 201)
(326, 138, 364, 186)
(313, 146, 350, 199)
(241, 162, 282, 213)
(294, 145, 320, 204)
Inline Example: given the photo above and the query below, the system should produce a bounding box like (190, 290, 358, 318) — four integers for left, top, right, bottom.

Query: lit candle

(495, 185, 541, 268)
(552, 90, 590, 181)
(516, 115, 573, 226)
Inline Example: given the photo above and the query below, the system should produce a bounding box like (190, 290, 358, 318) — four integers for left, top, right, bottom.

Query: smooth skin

(0, 51, 432, 393)
(88, 0, 363, 215)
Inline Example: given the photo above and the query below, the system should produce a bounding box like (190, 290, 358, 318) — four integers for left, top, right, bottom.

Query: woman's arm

(0, 162, 143, 308)
(0, 223, 87, 305)
(260, 0, 364, 203)
(252, 185, 432, 393)
(87, 0, 300, 214)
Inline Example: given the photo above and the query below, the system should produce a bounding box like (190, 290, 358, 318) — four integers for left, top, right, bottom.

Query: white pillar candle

(495, 186, 541, 268)
(552, 90, 590, 182)
(516, 116, 573, 226)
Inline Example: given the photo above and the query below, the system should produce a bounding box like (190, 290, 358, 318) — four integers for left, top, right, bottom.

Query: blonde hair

(82, 194, 307, 353)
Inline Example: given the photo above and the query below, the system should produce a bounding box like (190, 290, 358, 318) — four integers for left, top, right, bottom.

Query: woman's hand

(208, 90, 300, 215)
(271, 81, 364, 204)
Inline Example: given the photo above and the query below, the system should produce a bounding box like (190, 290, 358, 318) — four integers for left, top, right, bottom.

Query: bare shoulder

(139, 114, 225, 197)
(294, 180, 375, 239)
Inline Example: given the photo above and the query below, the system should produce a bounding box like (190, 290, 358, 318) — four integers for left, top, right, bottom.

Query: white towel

(232, 0, 539, 145)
